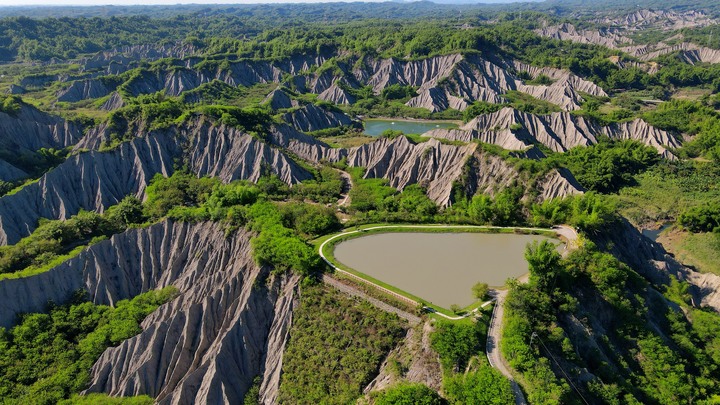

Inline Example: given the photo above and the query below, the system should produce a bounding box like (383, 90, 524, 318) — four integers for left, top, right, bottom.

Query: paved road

(485, 224, 579, 405)
(486, 289, 527, 405)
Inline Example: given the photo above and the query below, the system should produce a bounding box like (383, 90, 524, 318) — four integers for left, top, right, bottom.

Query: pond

(363, 119, 458, 137)
(641, 222, 672, 242)
(333, 232, 556, 309)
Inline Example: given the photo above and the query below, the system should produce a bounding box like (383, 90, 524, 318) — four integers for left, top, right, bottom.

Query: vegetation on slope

(0, 287, 178, 404)
(370, 382, 444, 405)
(503, 238, 720, 403)
(277, 284, 405, 404)
(0, 197, 146, 279)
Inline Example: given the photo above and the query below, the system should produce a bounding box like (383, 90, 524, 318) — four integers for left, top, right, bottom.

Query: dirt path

(336, 169, 353, 207)
(322, 274, 421, 325)
(486, 289, 527, 404)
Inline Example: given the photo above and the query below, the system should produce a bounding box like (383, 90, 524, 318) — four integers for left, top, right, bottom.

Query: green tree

(373, 383, 444, 405)
(525, 240, 562, 292)
(468, 194, 493, 224)
(444, 366, 514, 405)
(472, 282, 489, 301)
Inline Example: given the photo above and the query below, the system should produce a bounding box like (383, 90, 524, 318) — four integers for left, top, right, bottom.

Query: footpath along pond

(363, 118, 458, 136)
(332, 232, 555, 308)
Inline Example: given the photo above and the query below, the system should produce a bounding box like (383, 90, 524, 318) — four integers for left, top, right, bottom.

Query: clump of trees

(0, 287, 177, 403)
(371, 383, 444, 405)
(430, 320, 485, 372)
(471, 282, 489, 301)
(644, 99, 720, 162)
(443, 367, 514, 404)
(550, 138, 660, 193)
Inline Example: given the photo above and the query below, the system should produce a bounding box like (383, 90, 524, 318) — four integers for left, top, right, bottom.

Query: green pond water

(363, 119, 457, 136)
(333, 232, 557, 308)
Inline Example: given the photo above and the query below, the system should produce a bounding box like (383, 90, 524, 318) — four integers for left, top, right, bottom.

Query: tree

(472, 282, 489, 301)
(468, 194, 493, 224)
(525, 240, 562, 292)
(373, 383, 444, 405)
(444, 366, 515, 405)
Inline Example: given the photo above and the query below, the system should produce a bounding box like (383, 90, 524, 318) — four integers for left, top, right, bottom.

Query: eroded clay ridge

(535, 22, 632, 49)
(0, 103, 83, 181)
(53, 52, 606, 112)
(425, 107, 680, 158)
(0, 221, 298, 404)
(0, 121, 311, 245)
(536, 22, 720, 66)
(594, 219, 720, 313)
(592, 9, 717, 31)
(270, 124, 584, 207)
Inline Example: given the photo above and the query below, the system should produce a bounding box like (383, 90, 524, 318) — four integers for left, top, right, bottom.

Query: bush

(463, 101, 504, 122)
(678, 202, 720, 233)
(144, 172, 219, 219)
(551, 138, 659, 193)
(381, 84, 418, 101)
(472, 282, 489, 301)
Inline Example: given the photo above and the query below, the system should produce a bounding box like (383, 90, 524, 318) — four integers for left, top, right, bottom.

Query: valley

(0, 1, 719, 404)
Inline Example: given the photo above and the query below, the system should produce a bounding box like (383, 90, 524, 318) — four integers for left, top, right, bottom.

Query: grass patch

(4, 177, 40, 196)
(659, 229, 720, 275)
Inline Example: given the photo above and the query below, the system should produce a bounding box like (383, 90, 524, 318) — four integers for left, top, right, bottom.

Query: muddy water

(333, 232, 555, 308)
(363, 119, 457, 136)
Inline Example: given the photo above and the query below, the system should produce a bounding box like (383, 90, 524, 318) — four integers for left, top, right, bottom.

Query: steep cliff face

(182, 122, 313, 184)
(101, 92, 126, 111)
(7, 84, 26, 95)
(0, 133, 179, 245)
(0, 121, 314, 245)
(359, 54, 463, 93)
(50, 50, 607, 115)
(429, 108, 679, 156)
(0, 103, 84, 181)
(593, 219, 720, 312)
(282, 104, 354, 132)
(535, 20, 720, 67)
(0, 103, 83, 152)
(269, 124, 347, 163)
(349, 136, 478, 205)
(263, 88, 297, 110)
(269, 122, 582, 206)
(79, 43, 200, 74)
(57, 79, 112, 102)
(535, 23, 630, 48)
(0, 160, 26, 181)
(0, 221, 299, 404)
(80, 222, 299, 405)
(318, 82, 356, 105)
(593, 9, 716, 31)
